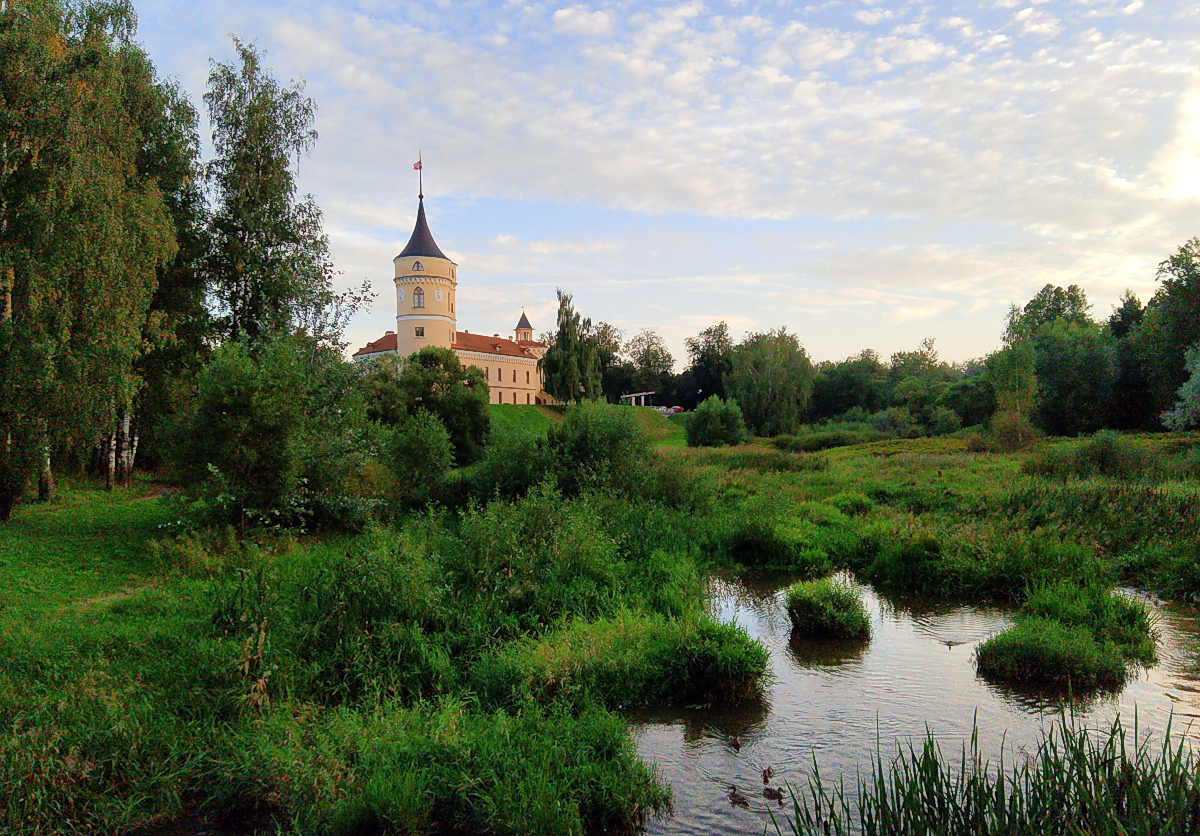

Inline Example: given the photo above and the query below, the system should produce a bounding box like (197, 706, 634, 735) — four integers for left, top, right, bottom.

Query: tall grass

(786, 577, 871, 639)
(777, 715, 1200, 836)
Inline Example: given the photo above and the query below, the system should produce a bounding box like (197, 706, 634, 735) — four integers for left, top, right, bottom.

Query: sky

(133, 0, 1200, 367)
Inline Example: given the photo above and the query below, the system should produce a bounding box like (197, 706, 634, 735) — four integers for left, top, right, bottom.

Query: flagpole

(418, 150, 423, 199)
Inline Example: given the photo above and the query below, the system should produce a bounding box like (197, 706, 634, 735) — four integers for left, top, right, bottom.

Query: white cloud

(553, 5, 614, 36)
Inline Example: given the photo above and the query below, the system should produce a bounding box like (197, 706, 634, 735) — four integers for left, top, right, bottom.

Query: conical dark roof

(516, 311, 533, 331)
(398, 197, 448, 259)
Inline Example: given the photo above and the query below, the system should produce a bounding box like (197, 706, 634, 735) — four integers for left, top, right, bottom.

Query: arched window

(413, 287, 425, 308)
(413, 261, 424, 272)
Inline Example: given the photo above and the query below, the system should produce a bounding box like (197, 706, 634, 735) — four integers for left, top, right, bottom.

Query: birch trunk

(116, 410, 130, 485)
(36, 421, 53, 503)
(105, 430, 116, 491)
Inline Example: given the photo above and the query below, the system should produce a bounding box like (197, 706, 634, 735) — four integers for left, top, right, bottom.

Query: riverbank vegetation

(786, 576, 871, 639)
(780, 715, 1200, 836)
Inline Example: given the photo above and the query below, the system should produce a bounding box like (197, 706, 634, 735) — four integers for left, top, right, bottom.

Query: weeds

(777, 715, 1200, 836)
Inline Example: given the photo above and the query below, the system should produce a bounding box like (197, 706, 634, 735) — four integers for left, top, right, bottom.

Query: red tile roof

(453, 331, 541, 359)
(353, 331, 548, 360)
(352, 332, 398, 357)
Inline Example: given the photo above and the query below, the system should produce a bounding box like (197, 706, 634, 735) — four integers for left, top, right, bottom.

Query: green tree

(539, 289, 601, 403)
(986, 340, 1039, 449)
(204, 39, 340, 346)
(1136, 239, 1200, 418)
(173, 334, 372, 527)
(725, 328, 814, 437)
(684, 322, 733, 402)
(1029, 320, 1116, 436)
(809, 350, 889, 420)
(1107, 291, 1154, 429)
(1161, 342, 1200, 431)
(363, 347, 489, 465)
(0, 0, 176, 519)
(1006, 284, 1092, 341)
(686, 396, 748, 448)
(388, 409, 454, 508)
(624, 329, 674, 394)
(594, 321, 635, 402)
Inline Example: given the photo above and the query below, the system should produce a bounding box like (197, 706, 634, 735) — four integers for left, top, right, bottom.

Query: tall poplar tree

(0, 0, 175, 520)
(539, 289, 602, 403)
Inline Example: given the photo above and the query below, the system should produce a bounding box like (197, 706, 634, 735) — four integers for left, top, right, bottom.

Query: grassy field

(2, 423, 1199, 833)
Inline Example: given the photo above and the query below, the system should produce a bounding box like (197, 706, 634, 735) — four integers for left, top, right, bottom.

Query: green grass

(628, 406, 687, 447)
(786, 576, 871, 639)
(487, 402, 563, 437)
(780, 715, 1200, 836)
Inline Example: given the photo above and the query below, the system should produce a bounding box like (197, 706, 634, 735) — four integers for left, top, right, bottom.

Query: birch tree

(0, 0, 175, 520)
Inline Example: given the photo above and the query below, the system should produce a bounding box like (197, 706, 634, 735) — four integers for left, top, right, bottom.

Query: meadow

(2, 407, 1199, 834)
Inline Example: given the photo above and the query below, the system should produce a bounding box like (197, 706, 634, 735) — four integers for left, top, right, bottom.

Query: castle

(353, 195, 557, 405)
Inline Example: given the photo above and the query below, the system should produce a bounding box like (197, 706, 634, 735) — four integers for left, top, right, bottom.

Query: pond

(628, 572, 1200, 835)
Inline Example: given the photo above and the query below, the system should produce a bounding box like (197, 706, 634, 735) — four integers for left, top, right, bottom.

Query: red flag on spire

(413, 161, 423, 170)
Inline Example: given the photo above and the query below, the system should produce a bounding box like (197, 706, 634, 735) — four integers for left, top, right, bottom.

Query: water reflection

(632, 574, 1200, 836)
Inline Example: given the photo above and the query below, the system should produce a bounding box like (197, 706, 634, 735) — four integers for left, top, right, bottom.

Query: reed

(776, 715, 1200, 836)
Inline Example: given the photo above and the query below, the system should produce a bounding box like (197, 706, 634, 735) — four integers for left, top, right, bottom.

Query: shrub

(547, 402, 649, 496)
(928, 406, 962, 436)
(787, 577, 871, 639)
(685, 396, 749, 447)
(974, 617, 1127, 691)
(868, 407, 915, 437)
(986, 410, 1042, 452)
(388, 409, 454, 509)
(829, 491, 874, 516)
(171, 335, 376, 529)
(471, 431, 556, 501)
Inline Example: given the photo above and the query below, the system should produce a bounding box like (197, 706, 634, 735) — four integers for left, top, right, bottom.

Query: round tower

(394, 196, 457, 356)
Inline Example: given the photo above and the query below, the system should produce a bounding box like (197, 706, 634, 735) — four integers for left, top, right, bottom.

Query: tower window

(486, 367, 490, 381)
(435, 288, 443, 302)
(526, 371, 530, 384)
(497, 368, 501, 380)
(413, 287, 425, 308)
(397, 287, 404, 302)
(413, 261, 424, 271)
(512, 369, 516, 382)
(415, 326, 424, 337)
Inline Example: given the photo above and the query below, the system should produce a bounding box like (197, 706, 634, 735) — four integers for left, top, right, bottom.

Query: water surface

(630, 572, 1200, 834)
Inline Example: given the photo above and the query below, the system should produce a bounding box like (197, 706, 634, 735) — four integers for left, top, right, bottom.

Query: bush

(868, 407, 915, 437)
(471, 431, 556, 501)
(974, 617, 1127, 691)
(362, 347, 490, 465)
(171, 335, 376, 529)
(547, 402, 649, 496)
(388, 409, 454, 509)
(685, 396, 748, 447)
(787, 577, 871, 639)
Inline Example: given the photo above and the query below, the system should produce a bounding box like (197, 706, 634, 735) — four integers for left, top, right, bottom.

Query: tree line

(538, 248, 1200, 444)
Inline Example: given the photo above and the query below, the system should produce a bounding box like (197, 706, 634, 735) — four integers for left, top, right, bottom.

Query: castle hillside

(353, 196, 558, 406)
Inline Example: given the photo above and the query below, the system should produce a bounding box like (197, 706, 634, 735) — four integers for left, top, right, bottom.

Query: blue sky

(134, 0, 1200, 366)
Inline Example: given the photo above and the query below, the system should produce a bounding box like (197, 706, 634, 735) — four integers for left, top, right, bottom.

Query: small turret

(515, 311, 534, 343)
